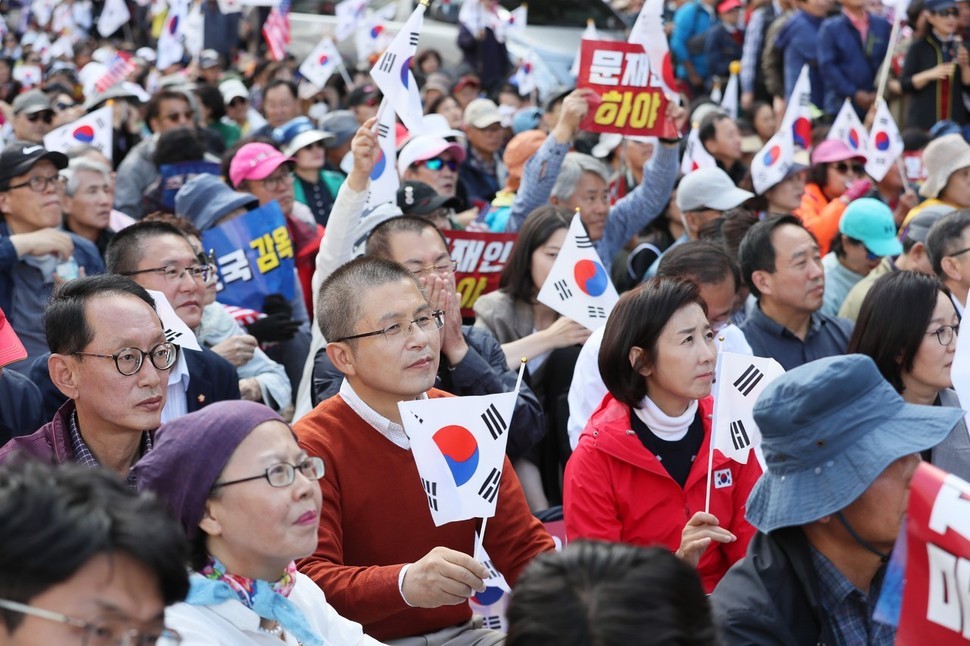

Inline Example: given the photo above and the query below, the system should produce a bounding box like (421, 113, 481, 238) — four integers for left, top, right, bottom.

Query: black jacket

(900, 32, 970, 130)
(710, 527, 838, 646)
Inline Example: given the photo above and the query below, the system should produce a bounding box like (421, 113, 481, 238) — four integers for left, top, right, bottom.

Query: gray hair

(61, 158, 112, 197)
(926, 208, 970, 278)
(550, 153, 611, 203)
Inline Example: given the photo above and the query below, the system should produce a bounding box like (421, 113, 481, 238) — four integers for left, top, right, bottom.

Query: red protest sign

(445, 229, 518, 318)
(576, 39, 678, 139)
(897, 463, 970, 643)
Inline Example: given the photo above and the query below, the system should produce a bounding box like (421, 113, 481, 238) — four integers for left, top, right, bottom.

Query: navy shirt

(0, 368, 44, 447)
(740, 304, 854, 370)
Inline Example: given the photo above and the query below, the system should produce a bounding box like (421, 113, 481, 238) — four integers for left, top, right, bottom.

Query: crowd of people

(1, 0, 970, 643)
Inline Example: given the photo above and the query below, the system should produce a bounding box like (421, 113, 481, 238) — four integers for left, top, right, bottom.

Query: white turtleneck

(632, 396, 698, 442)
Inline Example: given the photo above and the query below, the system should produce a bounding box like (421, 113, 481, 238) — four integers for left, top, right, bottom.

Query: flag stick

(704, 339, 725, 514)
(876, 0, 904, 99)
(475, 517, 488, 557)
(514, 357, 526, 396)
(338, 61, 354, 88)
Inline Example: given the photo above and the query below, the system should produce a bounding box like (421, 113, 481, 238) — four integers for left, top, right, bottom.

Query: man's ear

(549, 195, 561, 207)
(941, 255, 964, 282)
(48, 354, 80, 400)
(326, 342, 357, 378)
(198, 500, 222, 538)
(751, 269, 773, 298)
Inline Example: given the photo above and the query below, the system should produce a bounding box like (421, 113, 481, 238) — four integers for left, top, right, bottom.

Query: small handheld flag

(628, 0, 678, 101)
(364, 99, 400, 209)
(865, 98, 904, 182)
(300, 37, 343, 89)
(751, 127, 794, 195)
(369, 2, 426, 134)
(44, 106, 114, 162)
(681, 123, 717, 174)
(827, 98, 870, 163)
(780, 65, 813, 150)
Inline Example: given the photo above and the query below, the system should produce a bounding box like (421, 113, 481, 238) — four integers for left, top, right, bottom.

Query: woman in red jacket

(563, 278, 761, 593)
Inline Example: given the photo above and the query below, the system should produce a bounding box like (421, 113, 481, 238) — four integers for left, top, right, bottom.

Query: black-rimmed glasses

(71, 342, 178, 376)
(333, 310, 445, 343)
(947, 247, 970, 259)
(929, 324, 959, 346)
(6, 174, 66, 192)
(212, 456, 325, 489)
(0, 598, 181, 645)
(122, 265, 210, 284)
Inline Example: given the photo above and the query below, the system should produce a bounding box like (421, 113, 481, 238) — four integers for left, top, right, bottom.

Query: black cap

(397, 181, 461, 216)
(346, 84, 381, 108)
(0, 144, 69, 190)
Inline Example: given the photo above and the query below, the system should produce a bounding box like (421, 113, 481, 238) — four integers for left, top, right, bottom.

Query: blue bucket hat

(175, 173, 259, 231)
(746, 354, 963, 534)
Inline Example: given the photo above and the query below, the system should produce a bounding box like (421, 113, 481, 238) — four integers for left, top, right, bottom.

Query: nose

(137, 359, 165, 389)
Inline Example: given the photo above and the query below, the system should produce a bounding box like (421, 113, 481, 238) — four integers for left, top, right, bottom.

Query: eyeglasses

(0, 598, 181, 646)
(197, 250, 218, 286)
(946, 247, 970, 259)
(256, 171, 294, 192)
(71, 342, 178, 376)
(833, 162, 866, 175)
(122, 265, 211, 284)
(934, 7, 960, 16)
(418, 157, 459, 172)
(334, 310, 445, 343)
(410, 260, 457, 278)
(929, 324, 960, 346)
(212, 456, 326, 489)
(162, 111, 194, 124)
(6, 174, 66, 192)
(25, 111, 53, 124)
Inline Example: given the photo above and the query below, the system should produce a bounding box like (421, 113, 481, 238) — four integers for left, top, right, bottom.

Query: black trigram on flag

(377, 122, 390, 138)
(421, 478, 438, 511)
(481, 403, 507, 440)
(378, 52, 396, 73)
(95, 117, 107, 129)
(554, 279, 572, 301)
(478, 468, 501, 503)
(730, 420, 751, 451)
(587, 305, 606, 319)
(482, 616, 503, 629)
(733, 364, 764, 396)
(408, 32, 419, 47)
(575, 234, 594, 249)
(482, 559, 500, 579)
(165, 328, 183, 344)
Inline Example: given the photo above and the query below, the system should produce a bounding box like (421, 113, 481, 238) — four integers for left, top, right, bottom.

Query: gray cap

(12, 90, 52, 115)
(902, 204, 957, 243)
(317, 110, 358, 148)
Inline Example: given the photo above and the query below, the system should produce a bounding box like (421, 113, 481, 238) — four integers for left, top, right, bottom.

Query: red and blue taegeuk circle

(433, 425, 479, 487)
(72, 125, 95, 143)
(573, 259, 609, 297)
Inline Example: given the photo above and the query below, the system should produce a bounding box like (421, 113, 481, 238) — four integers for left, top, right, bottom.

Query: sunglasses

(833, 161, 866, 175)
(419, 157, 458, 172)
(934, 7, 960, 16)
(228, 97, 248, 107)
(26, 112, 53, 124)
(54, 101, 76, 111)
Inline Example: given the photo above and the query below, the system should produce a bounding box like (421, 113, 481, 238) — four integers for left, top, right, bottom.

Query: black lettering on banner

(481, 403, 507, 440)
(587, 306, 606, 319)
(554, 279, 572, 301)
(477, 468, 501, 503)
(379, 52, 396, 73)
(422, 478, 438, 511)
(730, 420, 751, 451)
(575, 234, 594, 249)
(733, 364, 764, 397)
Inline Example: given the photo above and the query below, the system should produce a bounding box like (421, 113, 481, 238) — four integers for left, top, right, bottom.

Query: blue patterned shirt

(68, 411, 152, 489)
(811, 548, 895, 645)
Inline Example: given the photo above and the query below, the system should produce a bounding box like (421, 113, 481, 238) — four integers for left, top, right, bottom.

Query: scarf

(187, 556, 323, 646)
(633, 396, 698, 441)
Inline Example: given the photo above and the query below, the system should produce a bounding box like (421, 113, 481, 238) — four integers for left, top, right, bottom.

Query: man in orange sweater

(295, 256, 554, 643)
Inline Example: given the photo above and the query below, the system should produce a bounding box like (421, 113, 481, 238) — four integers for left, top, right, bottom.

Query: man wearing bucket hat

(901, 133, 970, 227)
(711, 354, 964, 645)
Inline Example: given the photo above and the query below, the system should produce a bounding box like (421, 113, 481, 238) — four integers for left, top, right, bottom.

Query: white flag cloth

(97, 0, 130, 37)
(474, 539, 511, 593)
(780, 64, 813, 150)
(712, 352, 785, 466)
(184, 1, 205, 58)
(508, 4, 527, 36)
(680, 125, 717, 175)
(513, 53, 536, 97)
(827, 97, 870, 162)
(370, 3, 425, 135)
(721, 69, 739, 120)
(399, 391, 517, 526)
(300, 37, 343, 89)
(216, 0, 242, 13)
(354, 15, 389, 62)
(145, 290, 202, 351)
(570, 19, 599, 78)
(866, 98, 904, 182)
(49, 35, 75, 61)
(751, 127, 794, 195)
(335, 0, 367, 41)
(628, 0, 678, 99)
(32, 33, 52, 65)
(952, 311, 970, 439)
(44, 106, 114, 161)
(364, 99, 400, 209)
(156, 0, 187, 70)
(536, 213, 619, 331)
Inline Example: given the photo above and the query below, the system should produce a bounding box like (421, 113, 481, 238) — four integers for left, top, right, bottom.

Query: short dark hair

(194, 84, 226, 121)
(153, 126, 208, 166)
(507, 541, 718, 646)
(316, 256, 419, 344)
(145, 89, 192, 131)
(599, 278, 707, 408)
(848, 271, 950, 393)
(808, 161, 829, 190)
(720, 207, 760, 266)
(698, 112, 729, 147)
(264, 79, 297, 101)
(926, 209, 970, 277)
(498, 205, 572, 303)
(657, 240, 739, 289)
(365, 215, 449, 261)
(44, 275, 156, 355)
(105, 220, 191, 275)
(0, 461, 189, 632)
(739, 214, 809, 299)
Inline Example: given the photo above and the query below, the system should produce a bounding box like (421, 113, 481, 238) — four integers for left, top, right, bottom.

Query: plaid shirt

(68, 411, 152, 489)
(811, 548, 895, 645)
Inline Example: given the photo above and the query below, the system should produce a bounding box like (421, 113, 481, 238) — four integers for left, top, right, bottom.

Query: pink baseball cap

(228, 143, 295, 188)
(397, 135, 467, 176)
(0, 307, 27, 368)
(811, 139, 867, 165)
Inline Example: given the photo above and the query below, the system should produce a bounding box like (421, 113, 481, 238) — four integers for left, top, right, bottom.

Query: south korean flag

(712, 352, 784, 467)
(399, 391, 516, 526)
(536, 213, 619, 331)
(44, 106, 114, 161)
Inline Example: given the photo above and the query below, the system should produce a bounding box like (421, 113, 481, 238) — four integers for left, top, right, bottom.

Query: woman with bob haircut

(563, 278, 761, 593)
(848, 270, 969, 480)
(135, 400, 382, 645)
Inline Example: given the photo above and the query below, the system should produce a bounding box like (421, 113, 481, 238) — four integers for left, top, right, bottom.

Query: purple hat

(134, 401, 285, 538)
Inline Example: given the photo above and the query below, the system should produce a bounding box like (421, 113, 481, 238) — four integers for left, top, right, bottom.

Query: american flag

(95, 52, 137, 94)
(263, 0, 291, 61)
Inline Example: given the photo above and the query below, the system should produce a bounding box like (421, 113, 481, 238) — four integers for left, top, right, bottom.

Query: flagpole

(876, 0, 904, 99)
(338, 62, 354, 88)
(704, 339, 724, 514)
(513, 357, 526, 396)
(475, 517, 488, 557)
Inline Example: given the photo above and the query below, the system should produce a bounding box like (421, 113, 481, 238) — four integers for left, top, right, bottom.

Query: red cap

(717, 0, 742, 12)
(0, 307, 27, 368)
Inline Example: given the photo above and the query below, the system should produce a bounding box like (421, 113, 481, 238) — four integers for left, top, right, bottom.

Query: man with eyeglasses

(0, 460, 189, 646)
(105, 221, 241, 422)
(115, 89, 196, 219)
(296, 255, 554, 644)
(10, 90, 54, 145)
(926, 208, 970, 317)
(0, 144, 104, 373)
(0, 275, 174, 479)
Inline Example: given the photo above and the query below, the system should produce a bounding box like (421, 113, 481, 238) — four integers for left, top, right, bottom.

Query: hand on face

(421, 272, 468, 366)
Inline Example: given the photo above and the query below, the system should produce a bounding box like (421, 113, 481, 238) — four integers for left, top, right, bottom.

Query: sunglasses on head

(419, 157, 458, 172)
(26, 111, 53, 124)
(934, 7, 960, 16)
(833, 161, 866, 175)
